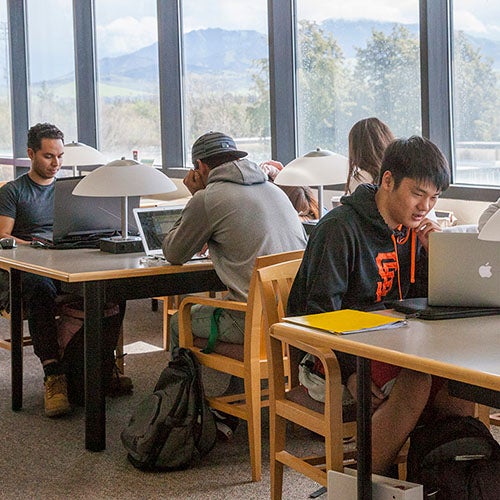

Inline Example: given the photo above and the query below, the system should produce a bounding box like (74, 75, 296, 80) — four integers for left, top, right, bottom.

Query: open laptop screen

(133, 206, 184, 256)
(53, 176, 140, 243)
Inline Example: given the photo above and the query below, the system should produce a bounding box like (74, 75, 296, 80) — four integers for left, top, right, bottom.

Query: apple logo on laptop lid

(478, 262, 493, 278)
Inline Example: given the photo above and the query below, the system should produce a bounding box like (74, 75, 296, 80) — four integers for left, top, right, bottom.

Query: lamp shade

(72, 159, 177, 197)
(63, 141, 107, 167)
(478, 208, 500, 242)
(273, 148, 348, 187)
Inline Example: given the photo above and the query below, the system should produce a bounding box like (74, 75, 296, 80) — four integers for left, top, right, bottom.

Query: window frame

(4, 0, 500, 200)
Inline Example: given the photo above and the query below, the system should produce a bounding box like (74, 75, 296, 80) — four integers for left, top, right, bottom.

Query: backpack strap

(201, 307, 223, 354)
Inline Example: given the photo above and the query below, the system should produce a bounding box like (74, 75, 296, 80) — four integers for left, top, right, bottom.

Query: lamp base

(99, 236, 144, 254)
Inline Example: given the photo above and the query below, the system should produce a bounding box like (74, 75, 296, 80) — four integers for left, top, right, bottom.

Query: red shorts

(371, 360, 444, 403)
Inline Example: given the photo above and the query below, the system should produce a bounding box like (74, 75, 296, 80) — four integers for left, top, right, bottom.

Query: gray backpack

(121, 347, 217, 470)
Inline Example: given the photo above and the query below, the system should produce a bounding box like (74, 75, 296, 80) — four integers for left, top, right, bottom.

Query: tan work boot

(44, 374, 71, 417)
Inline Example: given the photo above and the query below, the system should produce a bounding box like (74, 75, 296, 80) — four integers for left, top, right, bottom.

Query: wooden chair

(257, 259, 357, 498)
(178, 249, 304, 482)
(0, 285, 125, 371)
(0, 310, 33, 350)
(151, 295, 180, 350)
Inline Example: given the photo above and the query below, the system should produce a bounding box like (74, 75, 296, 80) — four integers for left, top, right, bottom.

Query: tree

(296, 20, 352, 153)
(246, 58, 270, 139)
(453, 31, 499, 142)
(353, 25, 421, 137)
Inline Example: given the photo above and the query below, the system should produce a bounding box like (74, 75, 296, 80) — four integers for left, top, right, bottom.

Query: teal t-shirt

(0, 174, 54, 241)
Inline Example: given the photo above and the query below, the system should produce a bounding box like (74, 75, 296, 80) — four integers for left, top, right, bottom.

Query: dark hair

(347, 117, 394, 193)
(380, 136, 450, 191)
(199, 152, 242, 169)
(27, 123, 64, 152)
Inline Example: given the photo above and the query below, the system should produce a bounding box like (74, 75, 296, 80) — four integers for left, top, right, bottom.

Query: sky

(1, 0, 500, 77)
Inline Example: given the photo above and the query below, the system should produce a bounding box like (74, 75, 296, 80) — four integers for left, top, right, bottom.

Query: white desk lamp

(72, 158, 177, 253)
(478, 208, 500, 242)
(273, 148, 348, 217)
(63, 142, 107, 176)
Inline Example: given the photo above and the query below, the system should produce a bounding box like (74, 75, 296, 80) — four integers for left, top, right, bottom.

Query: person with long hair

(345, 117, 395, 194)
(260, 159, 320, 221)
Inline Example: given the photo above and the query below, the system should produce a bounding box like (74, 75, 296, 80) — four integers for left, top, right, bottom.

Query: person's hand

(196, 243, 209, 258)
(346, 373, 387, 414)
(183, 168, 206, 195)
(415, 217, 441, 251)
(259, 160, 283, 181)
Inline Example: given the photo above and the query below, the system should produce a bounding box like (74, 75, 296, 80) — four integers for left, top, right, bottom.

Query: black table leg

(84, 281, 105, 451)
(10, 269, 23, 411)
(357, 356, 372, 500)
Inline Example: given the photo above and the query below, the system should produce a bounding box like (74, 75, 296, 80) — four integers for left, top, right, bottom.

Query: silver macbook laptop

(428, 232, 500, 307)
(133, 206, 208, 260)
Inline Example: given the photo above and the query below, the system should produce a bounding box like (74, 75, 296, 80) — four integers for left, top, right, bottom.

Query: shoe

(211, 409, 239, 440)
(107, 371, 134, 397)
(44, 374, 71, 417)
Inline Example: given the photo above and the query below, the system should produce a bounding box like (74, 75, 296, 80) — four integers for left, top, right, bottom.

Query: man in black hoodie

(288, 136, 474, 475)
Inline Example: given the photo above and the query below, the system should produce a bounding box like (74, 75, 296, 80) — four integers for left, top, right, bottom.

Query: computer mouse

(0, 237, 16, 249)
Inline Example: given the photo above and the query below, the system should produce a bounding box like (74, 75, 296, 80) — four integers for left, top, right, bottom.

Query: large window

(452, 1, 500, 187)
(26, 0, 77, 141)
(296, 1, 421, 156)
(182, 0, 270, 164)
(95, 0, 160, 163)
(0, 0, 12, 181)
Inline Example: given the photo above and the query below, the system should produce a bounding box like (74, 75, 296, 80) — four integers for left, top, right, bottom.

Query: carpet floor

(0, 298, 498, 499)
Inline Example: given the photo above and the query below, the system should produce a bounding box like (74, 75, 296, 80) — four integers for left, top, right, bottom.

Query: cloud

(96, 16, 158, 57)
(297, 0, 418, 25)
(454, 11, 488, 35)
(182, 0, 268, 33)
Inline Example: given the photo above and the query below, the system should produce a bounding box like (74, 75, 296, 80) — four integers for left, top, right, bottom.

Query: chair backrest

(244, 250, 304, 362)
(257, 258, 302, 332)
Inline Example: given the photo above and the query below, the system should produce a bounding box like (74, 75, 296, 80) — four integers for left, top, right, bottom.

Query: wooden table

(0, 246, 224, 451)
(271, 312, 500, 500)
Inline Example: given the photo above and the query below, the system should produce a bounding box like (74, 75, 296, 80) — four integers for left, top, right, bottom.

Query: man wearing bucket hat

(164, 131, 307, 354)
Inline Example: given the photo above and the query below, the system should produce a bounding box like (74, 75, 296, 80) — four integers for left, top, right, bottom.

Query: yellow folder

(283, 309, 407, 335)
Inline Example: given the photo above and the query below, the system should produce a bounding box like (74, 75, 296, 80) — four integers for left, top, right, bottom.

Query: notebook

(428, 232, 500, 308)
(283, 309, 407, 335)
(133, 205, 208, 260)
(33, 177, 140, 249)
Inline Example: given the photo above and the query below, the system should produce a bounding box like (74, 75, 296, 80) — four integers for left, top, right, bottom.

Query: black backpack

(407, 415, 500, 499)
(121, 347, 217, 470)
(57, 301, 123, 406)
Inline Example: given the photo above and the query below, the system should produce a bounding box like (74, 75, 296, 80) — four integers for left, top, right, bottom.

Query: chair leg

(115, 325, 125, 373)
(162, 297, 170, 350)
(271, 413, 286, 500)
(476, 403, 490, 427)
(246, 369, 262, 482)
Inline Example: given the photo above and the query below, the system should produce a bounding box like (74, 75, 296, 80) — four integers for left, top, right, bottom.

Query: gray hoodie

(163, 158, 307, 302)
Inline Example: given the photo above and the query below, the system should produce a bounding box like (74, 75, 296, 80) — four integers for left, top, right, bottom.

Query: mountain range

(19, 19, 500, 92)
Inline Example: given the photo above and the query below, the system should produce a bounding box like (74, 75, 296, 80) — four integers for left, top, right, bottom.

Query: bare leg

(371, 369, 432, 474)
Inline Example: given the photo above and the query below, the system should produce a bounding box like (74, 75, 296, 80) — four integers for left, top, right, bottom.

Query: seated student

(0, 123, 129, 418)
(478, 196, 500, 231)
(288, 136, 474, 475)
(260, 159, 320, 221)
(164, 131, 307, 352)
(344, 116, 395, 194)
